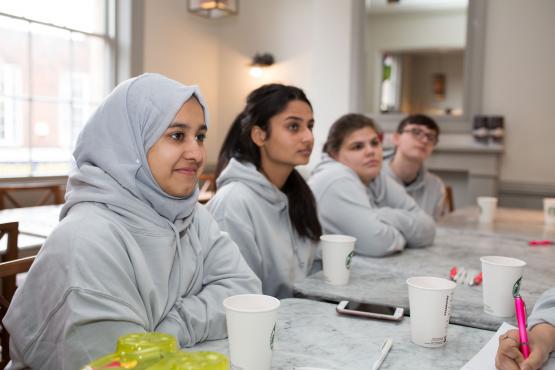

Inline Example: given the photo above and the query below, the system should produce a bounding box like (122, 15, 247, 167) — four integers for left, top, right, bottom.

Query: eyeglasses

(369, 137, 381, 148)
(401, 128, 438, 144)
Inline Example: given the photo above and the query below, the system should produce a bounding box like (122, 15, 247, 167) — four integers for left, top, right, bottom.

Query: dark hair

(216, 84, 322, 241)
(397, 114, 440, 136)
(323, 113, 381, 156)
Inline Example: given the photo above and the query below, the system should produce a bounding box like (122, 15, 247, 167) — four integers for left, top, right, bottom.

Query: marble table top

(0, 204, 62, 238)
(294, 228, 555, 331)
(439, 207, 555, 241)
(191, 298, 493, 370)
(0, 233, 44, 255)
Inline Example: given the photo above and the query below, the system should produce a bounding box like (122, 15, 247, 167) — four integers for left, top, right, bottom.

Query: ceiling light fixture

(188, 0, 238, 19)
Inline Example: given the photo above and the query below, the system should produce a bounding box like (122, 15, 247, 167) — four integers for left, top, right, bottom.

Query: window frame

(0, 0, 131, 179)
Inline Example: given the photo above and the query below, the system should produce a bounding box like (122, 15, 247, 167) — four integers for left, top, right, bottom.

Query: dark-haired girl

(207, 84, 322, 298)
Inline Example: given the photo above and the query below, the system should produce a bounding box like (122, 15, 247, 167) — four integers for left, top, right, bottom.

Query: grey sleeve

(208, 198, 264, 279)
(4, 231, 151, 370)
(377, 177, 436, 248)
(318, 177, 407, 257)
(156, 214, 262, 346)
(10, 291, 147, 370)
(528, 288, 555, 329)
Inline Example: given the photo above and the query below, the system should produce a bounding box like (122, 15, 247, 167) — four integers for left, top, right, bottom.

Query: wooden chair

(0, 222, 20, 302)
(198, 173, 216, 204)
(0, 182, 65, 210)
(444, 185, 455, 214)
(198, 174, 216, 192)
(0, 222, 35, 367)
(0, 255, 36, 368)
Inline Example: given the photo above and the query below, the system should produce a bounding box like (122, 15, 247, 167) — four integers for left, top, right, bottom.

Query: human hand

(495, 329, 523, 370)
(519, 323, 555, 370)
(495, 325, 555, 370)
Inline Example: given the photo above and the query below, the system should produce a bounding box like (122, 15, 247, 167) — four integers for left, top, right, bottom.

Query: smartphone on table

(336, 300, 404, 321)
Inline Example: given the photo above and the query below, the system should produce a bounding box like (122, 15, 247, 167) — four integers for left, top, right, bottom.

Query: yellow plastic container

(82, 332, 178, 370)
(82, 333, 228, 370)
(146, 351, 229, 370)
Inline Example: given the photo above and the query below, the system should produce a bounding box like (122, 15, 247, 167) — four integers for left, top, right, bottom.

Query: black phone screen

(344, 301, 397, 315)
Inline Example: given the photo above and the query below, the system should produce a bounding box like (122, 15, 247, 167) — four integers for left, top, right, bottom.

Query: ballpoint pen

(372, 338, 393, 370)
(513, 277, 530, 359)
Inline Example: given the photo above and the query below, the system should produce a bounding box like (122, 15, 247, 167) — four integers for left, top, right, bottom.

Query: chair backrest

(0, 183, 64, 210)
(0, 222, 30, 368)
(198, 173, 216, 192)
(444, 185, 455, 214)
(0, 255, 35, 368)
(198, 173, 216, 204)
(0, 222, 19, 296)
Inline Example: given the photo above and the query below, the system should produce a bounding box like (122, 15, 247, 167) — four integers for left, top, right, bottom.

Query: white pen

(371, 338, 393, 370)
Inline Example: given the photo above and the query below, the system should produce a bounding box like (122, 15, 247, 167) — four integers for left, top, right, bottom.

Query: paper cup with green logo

(320, 234, 356, 285)
(223, 294, 280, 370)
(407, 276, 456, 347)
(544, 198, 555, 226)
(480, 256, 526, 317)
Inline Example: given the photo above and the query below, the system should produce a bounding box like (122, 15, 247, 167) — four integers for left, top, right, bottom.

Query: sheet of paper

(461, 322, 555, 370)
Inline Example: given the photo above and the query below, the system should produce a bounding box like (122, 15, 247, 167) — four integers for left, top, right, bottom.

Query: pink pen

(513, 277, 530, 359)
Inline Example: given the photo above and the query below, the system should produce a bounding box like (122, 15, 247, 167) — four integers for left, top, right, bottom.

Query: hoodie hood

(217, 158, 288, 210)
(311, 153, 387, 204)
(383, 152, 427, 192)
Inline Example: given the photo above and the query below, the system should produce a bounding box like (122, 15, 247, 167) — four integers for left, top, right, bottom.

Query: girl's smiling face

(147, 97, 207, 197)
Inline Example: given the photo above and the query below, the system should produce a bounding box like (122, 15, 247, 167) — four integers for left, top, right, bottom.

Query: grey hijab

(61, 73, 208, 224)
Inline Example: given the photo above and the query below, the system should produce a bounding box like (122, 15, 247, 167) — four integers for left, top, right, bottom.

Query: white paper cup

(543, 198, 555, 226)
(480, 256, 526, 317)
(477, 196, 498, 223)
(407, 276, 456, 348)
(320, 234, 356, 285)
(223, 294, 280, 370)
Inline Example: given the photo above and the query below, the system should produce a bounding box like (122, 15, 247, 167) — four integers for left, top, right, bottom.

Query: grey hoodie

(308, 154, 436, 257)
(3, 74, 260, 370)
(207, 159, 318, 299)
(528, 288, 555, 329)
(383, 151, 446, 220)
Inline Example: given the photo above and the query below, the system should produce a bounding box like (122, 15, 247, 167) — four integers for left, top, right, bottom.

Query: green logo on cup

(345, 251, 353, 270)
(548, 207, 555, 216)
(270, 323, 276, 350)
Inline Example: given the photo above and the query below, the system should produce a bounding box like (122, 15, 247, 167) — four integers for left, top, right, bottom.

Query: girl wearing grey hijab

(3, 73, 261, 370)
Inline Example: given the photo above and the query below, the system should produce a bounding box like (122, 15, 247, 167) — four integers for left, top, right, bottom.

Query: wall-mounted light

(188, 0, 238, 19)
(249, 53, 274, 78)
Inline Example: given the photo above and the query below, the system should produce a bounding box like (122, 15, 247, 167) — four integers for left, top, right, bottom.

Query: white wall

(143, 0, 362, 168)
(215, 0, 361, 170)
(143, 0, 222, 164)
(365, 10, 467, 112)
(482, 0, 555, 186)
(141, 0, 555, 192)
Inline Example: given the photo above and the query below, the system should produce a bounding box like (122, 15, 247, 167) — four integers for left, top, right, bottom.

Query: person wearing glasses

(382, 114, 446, 220)
(3, 74, 260, 370)
(308, 113, 435, 257)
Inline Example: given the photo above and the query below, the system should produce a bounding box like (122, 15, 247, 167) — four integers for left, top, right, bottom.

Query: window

(379, 54, 402, 114)
(59, 71, 94, 149)
(0, 0, 114, 177)
(0, 64, 23, 146)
